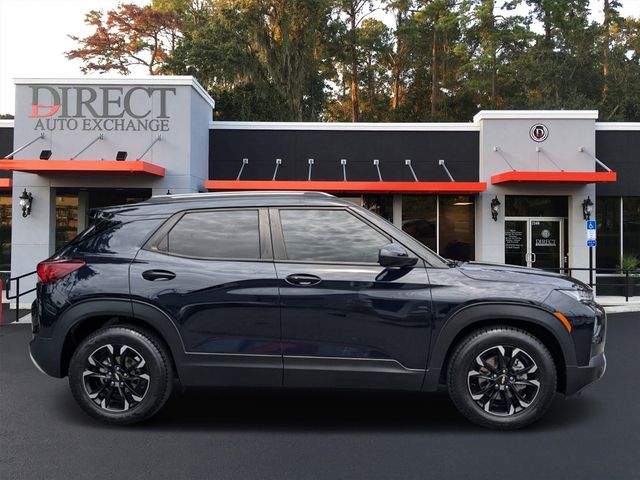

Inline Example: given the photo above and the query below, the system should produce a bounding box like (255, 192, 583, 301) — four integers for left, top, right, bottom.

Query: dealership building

(0, 76, 639, 302)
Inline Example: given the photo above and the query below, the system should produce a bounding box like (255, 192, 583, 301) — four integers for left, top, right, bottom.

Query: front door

(505, 218, 565, 270)
(270, 207, 432, 391)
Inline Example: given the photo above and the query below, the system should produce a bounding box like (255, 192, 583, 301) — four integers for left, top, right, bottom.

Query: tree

(332, 0, 376, 121)
(385, 0, 415, 116)
(67, 3, 181, 74)
(241, 0, 332, 121)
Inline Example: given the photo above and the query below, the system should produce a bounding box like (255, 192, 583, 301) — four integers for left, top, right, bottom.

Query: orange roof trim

(205, 180, 487, 194)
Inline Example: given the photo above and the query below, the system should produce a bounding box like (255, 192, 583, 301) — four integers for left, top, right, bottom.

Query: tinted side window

(160, 210, 260, 259)
(279, 209, 389, 263)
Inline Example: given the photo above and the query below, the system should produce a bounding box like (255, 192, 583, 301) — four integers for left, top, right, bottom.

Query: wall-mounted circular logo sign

(530, 123, 549, 142)
(541, 229, 551, 239)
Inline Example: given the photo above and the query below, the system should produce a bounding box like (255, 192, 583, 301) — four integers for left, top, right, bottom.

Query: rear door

(129, 207, 282, 386)
(271, 207, 432, 390)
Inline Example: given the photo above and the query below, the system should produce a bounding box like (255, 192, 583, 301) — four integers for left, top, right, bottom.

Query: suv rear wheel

(447, 326, 556, 430)
(68, 326, 173, 424)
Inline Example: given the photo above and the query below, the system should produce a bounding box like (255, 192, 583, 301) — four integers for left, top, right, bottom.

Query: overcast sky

(0, 0, 638, 115)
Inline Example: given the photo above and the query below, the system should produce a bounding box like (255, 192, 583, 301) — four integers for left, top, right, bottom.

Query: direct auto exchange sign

(29, 85, 176, 132)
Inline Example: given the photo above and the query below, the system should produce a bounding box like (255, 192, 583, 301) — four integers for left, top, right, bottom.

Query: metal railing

(4, 270, 36, 323)
(538, 266, 640, 302)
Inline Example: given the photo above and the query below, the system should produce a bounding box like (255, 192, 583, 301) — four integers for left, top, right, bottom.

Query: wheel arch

(57, 299, 185, 378)
(424, 303, 576, 394)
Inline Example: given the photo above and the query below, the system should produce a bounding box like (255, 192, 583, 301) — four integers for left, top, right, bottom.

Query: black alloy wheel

(69, 326, 173, 424)
(82, 343, 151, 412)
(447, 326, 557, 430)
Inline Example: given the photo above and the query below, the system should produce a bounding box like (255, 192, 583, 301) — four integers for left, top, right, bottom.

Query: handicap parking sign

(586, 220, 596, 246)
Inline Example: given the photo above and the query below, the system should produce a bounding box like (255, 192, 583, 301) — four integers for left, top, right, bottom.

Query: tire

(447, 326, 557, 430)
(68, 326, 174, 424)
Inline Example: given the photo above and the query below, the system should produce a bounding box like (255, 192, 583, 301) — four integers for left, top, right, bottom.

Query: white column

(10, 177, 56, 306)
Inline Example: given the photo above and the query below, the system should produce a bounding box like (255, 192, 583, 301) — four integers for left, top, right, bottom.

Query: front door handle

(142, 269, 176, 281)
(285, 273, 322, 286)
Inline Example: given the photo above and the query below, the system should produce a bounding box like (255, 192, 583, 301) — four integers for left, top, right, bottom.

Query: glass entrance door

(530, 220, 561, 270)
(505, 218, 565, 270)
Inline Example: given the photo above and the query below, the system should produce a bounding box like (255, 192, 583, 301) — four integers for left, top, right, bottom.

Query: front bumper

(565, 352, 606, 396)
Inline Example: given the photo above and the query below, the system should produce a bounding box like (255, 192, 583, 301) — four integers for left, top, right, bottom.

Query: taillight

(37, 259, 86, 284)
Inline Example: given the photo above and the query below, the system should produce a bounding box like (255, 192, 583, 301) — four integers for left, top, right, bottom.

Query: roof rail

(151, 191, 335, 201)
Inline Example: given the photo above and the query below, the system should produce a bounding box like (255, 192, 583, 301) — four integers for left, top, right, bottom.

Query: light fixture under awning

(204, 180, 487, 194)
(491, 171, 616, 185)
(0, 178, 11, 190)
(0, 160, 165, 177)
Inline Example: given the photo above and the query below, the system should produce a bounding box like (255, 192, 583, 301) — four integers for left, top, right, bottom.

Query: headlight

(557, 288, 593, 303)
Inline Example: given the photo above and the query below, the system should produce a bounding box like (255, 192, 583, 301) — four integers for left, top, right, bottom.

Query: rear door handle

(285, 273, 321, 286)
(142, 269, 176, 281)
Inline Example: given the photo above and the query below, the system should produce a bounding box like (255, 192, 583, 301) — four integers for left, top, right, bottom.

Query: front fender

(422, 302, 576, 391)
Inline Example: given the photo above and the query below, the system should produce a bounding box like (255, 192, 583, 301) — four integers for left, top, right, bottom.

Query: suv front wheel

(68, 326, 174, 424)
(447, 326, 557, 430)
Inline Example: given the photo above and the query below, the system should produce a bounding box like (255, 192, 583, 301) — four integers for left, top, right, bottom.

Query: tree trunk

(431, 27, 437, 117)
(602, 0, 610, 104)
(350, 7, 359, 122)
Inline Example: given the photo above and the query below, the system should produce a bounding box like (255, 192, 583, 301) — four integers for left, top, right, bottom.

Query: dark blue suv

(29, 192, 606, 429)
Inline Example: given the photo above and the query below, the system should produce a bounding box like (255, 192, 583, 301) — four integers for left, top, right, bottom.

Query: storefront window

(0, 193, 11, 271)
(55, 195, 79, 252)
(440, 195, 475, 261)
(623, 197, 640, 263)
(362, 195, 393, 223)
(596, 197, 620, 269)
(402, 195, 437, 252)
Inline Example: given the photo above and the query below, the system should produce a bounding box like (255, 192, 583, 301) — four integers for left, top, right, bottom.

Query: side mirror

(378, 243, 418, 268)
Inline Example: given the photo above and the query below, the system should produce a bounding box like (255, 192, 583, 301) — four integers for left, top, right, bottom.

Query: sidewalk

(595, 296, 640, 314)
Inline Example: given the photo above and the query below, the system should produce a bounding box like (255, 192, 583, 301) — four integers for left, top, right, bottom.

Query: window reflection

(0, 193, 10, 271)
(55, 195, 79, 252)
(440, 195, 475, 261)
(596, 197, 621, 269)
(402, 196, 437, 252)
(362, 195, 393, 222)
(165, 210, 261, 259)
(280, 209, 389, 263)
(623, 197, 640, 262)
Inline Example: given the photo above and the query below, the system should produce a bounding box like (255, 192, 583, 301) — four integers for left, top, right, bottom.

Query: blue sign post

(586, 221, 597, 287)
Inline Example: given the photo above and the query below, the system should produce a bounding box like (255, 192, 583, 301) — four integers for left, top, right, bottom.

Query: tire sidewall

(448, 328, 557, 429)
(69, 327, 172, 424)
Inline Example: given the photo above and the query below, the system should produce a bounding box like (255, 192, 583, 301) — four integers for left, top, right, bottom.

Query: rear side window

(159, 210, 260, 259)
(279, 209, 389, 263)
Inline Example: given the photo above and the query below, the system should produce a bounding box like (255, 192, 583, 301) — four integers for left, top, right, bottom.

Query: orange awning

(0, 178, 11, 190)
(0, 160, 165, 177)
(491, 171, 616, 185)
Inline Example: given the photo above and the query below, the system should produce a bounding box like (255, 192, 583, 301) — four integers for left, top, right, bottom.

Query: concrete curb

(603, 305, 640, 314)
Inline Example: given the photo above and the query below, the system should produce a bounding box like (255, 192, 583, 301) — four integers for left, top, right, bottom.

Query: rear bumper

(29, 335, 63, 378)
(565, 352, 606, 396)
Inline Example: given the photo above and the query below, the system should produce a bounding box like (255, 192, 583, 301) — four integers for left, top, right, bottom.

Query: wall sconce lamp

(116, 151, 128, 161)
(582, 196, 594, 220)
(39, 150, 52, 160)
(19, 189, 33, 218)
(490, 195, 501, 221)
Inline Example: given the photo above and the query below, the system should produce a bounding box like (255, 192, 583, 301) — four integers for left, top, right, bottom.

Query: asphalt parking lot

(1, 312, 639, 480)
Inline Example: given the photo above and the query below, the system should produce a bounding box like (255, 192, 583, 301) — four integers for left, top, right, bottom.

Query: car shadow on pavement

(54, 385, 602, 434)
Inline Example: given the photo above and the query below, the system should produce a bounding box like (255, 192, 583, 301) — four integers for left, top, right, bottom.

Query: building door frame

(505, 216, 567, 270)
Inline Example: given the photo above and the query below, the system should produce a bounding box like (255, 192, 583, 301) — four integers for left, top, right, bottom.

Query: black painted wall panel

(209, 129, 480, 182)
(596, 131, 640, 196)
